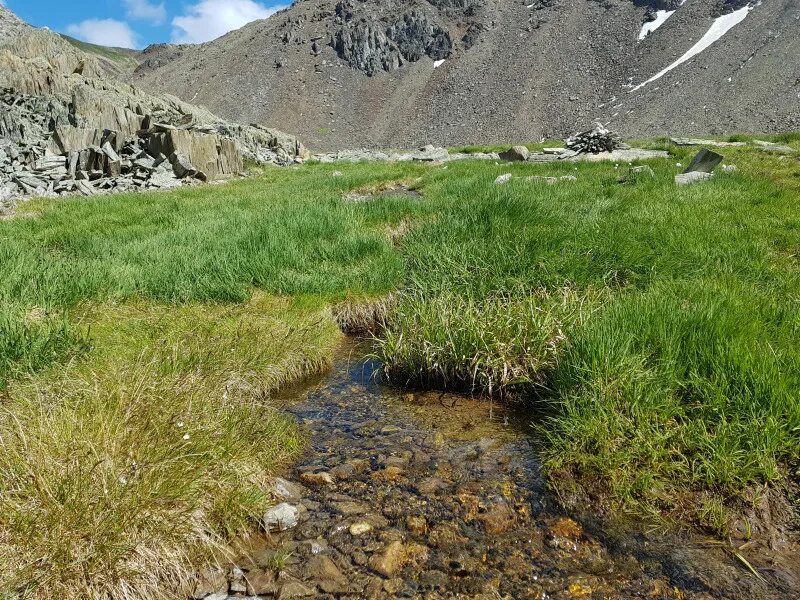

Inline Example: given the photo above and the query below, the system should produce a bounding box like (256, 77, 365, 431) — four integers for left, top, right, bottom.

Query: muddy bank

(195, 347, 796, 599)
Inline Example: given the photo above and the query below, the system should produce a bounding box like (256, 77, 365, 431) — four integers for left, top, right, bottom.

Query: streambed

(212, 346, 791, 599)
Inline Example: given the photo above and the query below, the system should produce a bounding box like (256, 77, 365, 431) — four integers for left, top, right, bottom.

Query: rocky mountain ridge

(131, 0, 799, 150)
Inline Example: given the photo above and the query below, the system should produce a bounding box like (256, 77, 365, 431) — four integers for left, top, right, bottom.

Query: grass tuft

(377, 286, 605, 396)
(0, 305, 87, 390)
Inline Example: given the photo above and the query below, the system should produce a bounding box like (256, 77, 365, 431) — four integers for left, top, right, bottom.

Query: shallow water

(225, 346, 792, 599)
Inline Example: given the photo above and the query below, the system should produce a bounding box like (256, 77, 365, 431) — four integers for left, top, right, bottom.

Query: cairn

(566, 124, 626, 154)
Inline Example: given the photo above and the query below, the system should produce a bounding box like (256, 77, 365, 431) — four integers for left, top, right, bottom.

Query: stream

(210, 346, 793, 600)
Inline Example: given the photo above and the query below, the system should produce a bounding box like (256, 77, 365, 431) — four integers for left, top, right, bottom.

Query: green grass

(378, 286, 605, 395)
(59, 34, 140, 69)
(375, 142, 800, 512)
(0, 294, 340, 599)
(0, 304, 85, 389)
(0, 164, 418, 312)
(0, 137, 799, 596)
(545, 279, 799, 501)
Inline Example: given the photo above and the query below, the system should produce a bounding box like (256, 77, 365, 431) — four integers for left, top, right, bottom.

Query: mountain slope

(59, 34, 141, 78)
(130, 0, 799, 150)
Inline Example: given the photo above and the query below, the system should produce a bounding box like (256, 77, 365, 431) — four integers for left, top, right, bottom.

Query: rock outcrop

(330, 1, 470, 76)
(0, 9, 309, 214)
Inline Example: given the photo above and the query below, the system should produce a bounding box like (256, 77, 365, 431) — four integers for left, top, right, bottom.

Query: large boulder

(50, 126, 107, 155)
(499, 145, 530, 162)
(148, 129, 242, 180)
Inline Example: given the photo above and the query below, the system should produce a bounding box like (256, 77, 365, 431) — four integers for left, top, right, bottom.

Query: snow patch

(631, 4, 755, 92)
(638, 10, 675, 40)
(433, 59, 446, 69)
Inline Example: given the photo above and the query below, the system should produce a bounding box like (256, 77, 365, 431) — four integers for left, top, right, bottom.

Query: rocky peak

(135, 44, 191, 78)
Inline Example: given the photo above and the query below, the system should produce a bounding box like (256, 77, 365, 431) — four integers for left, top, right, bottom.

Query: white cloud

(66, 19, 139, 49)
(171, 0, 284, 44)
(123, 0, 167, 26)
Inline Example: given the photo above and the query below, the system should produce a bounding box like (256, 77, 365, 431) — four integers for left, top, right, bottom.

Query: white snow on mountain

(632, 4, 756, 91)
(639, 10, 676, 40)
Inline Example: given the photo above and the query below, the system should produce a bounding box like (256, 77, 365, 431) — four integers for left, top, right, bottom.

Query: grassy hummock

(0, 135, 798, 596)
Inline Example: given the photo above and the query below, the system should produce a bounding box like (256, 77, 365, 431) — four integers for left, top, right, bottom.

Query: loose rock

(368, 540, 429, 577)
(264, 502, 300, 532)
(300, 471, 335, 487)
(499, 145, 530, 162)
(675, 172, 713, 186)
(350, 521, 374, 536)
(192, 567, 227, 599)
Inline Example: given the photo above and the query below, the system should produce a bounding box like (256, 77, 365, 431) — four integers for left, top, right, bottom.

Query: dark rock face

(633, 0, 684, 10)
(331, 0, 472, 75)
(331, 19, 403, 75)
(388, 11, 452, 63)
(426, 0, 480, 10)
(712, 0, 754, 16)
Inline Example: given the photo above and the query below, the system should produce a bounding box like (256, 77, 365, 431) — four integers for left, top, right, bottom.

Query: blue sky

(3, 0, 287, 49)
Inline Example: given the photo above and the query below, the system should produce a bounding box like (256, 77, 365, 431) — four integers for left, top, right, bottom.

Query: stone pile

(0, 21, 312, 215)
(566, 124, 626, 155)
(0, 91, 248, 213)
(0, 85, 311, 216)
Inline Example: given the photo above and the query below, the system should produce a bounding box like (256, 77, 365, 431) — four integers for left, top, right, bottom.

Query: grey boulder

(675, 172, 713, 186)
(499, 145, 530, 162)
(263, 502, 300, 532)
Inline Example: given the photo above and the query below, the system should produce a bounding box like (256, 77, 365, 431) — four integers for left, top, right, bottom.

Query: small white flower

(183, 434, 190, 441)
(177, 421, 184, 428)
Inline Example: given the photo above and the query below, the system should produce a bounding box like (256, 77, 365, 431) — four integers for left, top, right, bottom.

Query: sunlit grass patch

(0, 304, 86, 390)
(377, 286, 606, 397)
(543, 279, 800, 505)
(0, 294, 340, 599)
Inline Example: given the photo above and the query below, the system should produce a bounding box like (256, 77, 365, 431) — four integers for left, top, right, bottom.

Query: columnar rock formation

(0, 6, 309, 214)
